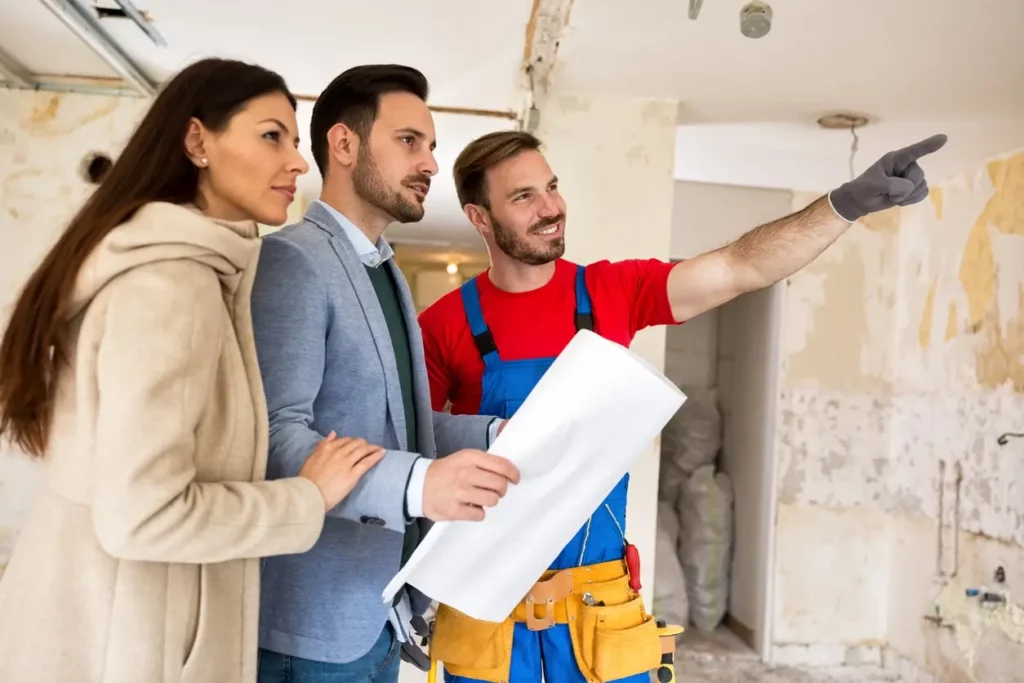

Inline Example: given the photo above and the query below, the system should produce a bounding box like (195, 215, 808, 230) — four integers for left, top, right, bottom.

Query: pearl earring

(200, 157, 208, 166)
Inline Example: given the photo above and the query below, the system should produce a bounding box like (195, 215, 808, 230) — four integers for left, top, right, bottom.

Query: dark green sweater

(364, 264, 420, 570)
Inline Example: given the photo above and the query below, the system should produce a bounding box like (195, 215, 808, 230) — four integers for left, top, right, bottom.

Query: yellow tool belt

(430, 560, 662, 683)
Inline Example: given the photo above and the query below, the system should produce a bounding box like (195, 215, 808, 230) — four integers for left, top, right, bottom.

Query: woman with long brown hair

(0, 58, 383, 682)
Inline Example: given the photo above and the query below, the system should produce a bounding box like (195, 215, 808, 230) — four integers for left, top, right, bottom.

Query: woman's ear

(184, 117, 209, 168)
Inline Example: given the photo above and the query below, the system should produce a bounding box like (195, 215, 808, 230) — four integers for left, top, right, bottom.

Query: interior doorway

(654, 280, 784, 662)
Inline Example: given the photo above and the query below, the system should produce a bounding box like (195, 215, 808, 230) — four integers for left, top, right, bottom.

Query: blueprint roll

(382, 329, 686, 622)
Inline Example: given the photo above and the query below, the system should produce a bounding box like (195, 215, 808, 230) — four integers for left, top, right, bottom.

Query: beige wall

(665, 180, 794, 653)
(0, 91, 149, 578)
(773, 150, 1024, 679)
(534, 90, 679, 609)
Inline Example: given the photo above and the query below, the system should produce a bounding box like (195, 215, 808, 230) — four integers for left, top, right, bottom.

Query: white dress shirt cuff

(487, 417, 502, 448)
(404, 457, 431, 519)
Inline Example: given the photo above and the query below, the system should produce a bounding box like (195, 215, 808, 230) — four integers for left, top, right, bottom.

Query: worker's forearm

(722, 195, 849, 292)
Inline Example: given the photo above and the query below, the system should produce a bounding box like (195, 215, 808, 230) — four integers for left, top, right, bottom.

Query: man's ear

(464, 204, 491, 236)
(184, 117, 209, 168)
(327, 122, 358, 169)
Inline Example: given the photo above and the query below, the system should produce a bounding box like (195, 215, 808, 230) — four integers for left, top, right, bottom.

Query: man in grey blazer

(250, 65, 520, 683)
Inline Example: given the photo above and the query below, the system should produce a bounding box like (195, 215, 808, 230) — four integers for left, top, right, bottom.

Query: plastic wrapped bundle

(678, 465, 733, 633)
(652, 501, 690, 628)
(661, 386, 722, 476)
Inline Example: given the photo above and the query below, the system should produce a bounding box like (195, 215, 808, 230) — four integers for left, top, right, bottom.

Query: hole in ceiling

(93, 4, 153, 22)
(80, 151, 114, 184)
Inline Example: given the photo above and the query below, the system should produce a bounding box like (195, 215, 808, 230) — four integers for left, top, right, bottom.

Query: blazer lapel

(306, 204, 409, 451)
(387, 259, 437, 457)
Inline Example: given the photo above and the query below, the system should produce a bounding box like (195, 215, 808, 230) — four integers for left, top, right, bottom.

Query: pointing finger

(892, 133, 947, 171)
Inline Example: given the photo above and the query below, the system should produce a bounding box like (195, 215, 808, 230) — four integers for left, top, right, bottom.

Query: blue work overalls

(446, 265, 645, 683)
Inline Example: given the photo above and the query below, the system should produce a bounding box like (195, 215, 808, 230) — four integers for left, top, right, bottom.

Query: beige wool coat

(0, 202, 327, 683)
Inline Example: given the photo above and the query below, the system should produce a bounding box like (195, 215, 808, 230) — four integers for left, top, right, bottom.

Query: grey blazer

(250, 201, 495, 663)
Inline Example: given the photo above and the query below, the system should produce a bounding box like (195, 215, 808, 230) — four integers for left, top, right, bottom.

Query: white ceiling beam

(37, 0, 157, 96)
(521, 0, 575, 95)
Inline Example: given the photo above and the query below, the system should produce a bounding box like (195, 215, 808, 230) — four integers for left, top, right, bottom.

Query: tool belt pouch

(431, 604, 513, 683)
(570, 592, 663, 683)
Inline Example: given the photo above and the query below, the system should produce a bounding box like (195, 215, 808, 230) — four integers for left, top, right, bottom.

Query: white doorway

(653, 180, 791, 663)
(655, 284, 784, 661)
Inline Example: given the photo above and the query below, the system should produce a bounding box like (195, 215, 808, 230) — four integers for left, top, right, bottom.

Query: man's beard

(352, 144, 428, 224)
(490, 212, 565, 266)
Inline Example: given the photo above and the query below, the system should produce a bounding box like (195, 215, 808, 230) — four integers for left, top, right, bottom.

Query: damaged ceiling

(1, 0, 1023, 240)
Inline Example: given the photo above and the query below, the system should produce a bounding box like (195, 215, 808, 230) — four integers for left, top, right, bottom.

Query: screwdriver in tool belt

(625, 541, 641, 592)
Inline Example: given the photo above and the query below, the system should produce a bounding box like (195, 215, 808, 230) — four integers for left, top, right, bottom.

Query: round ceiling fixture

(740, 1, 773, 38)
(817, 113, 870, 130)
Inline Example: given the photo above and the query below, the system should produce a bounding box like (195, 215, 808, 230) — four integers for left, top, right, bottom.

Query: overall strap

(574, 264, 595, 332)
(460, 277, 500, 367)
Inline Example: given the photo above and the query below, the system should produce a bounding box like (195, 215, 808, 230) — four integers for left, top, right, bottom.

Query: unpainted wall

(0, 91, 149, 578)
(773, 151, 1024, 680)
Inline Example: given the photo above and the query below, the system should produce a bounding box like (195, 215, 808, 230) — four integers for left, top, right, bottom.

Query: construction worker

(417, 130, 946, 683)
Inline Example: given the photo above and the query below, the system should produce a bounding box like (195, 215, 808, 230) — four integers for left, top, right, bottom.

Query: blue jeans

(257, 625, 400, 683)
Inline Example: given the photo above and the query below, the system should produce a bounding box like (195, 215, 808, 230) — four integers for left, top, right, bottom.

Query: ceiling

(557, 0, 1024, 123)
(2, 0, 1023, 243)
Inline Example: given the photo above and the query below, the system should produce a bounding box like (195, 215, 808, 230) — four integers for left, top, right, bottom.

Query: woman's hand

(298, 431, 385, 511)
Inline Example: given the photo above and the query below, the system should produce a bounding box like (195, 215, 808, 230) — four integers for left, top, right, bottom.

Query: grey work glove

(828, 133, 948, 223)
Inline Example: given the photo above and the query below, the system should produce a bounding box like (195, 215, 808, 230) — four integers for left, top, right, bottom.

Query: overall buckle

(524, 570, 574, 631)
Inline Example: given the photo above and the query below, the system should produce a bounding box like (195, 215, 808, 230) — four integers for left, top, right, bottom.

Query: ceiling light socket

(817, 113, 871, 130)
(740, 1, 773, 39)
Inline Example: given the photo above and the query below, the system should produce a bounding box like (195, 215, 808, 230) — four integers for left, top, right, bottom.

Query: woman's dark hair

(0, 57, 296, 458)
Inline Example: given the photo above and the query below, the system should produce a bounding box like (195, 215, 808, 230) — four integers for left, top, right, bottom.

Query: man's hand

(422, 449, 520, 522)
(829, 134, 947, 223)
(667, 133, 949, 322)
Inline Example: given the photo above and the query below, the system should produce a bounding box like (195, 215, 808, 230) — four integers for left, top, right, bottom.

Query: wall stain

(920, 278, 937, 348)
(21, 93, 121, 138)
(958, 220, 996, 330)
(28, 94, 60, 125)
(945, 301, 959, 341)
(859, 206, 901, 233)
(930, 186, 945, 220)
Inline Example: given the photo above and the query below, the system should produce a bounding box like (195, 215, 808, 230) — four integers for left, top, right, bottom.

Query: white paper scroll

(382, 329, 686, 622)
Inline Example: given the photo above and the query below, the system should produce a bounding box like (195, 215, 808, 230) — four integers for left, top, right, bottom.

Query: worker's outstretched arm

(666, 134, 947, 322)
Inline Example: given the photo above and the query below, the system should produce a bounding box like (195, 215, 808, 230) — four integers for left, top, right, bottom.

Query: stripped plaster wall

(773, 150, 1024, 681)
(0, 90, 149, 579)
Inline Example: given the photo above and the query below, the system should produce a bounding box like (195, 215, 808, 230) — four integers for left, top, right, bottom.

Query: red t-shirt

(419, 258, 680, 415)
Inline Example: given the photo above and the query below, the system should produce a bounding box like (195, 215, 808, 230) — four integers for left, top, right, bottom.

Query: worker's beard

(490, 212, 565, 266)
(352, 145, 427, 224)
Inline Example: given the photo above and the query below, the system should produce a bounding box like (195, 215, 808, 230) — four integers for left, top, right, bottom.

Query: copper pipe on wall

(937, 459, 946, 578)
(291, 92, 517, 120)
(952, 461, 963, 578)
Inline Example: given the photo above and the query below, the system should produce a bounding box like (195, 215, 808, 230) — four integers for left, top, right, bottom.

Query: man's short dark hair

(310, 64, 429, 177)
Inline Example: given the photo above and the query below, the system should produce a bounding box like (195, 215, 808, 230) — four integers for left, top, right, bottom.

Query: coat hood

(69, 202, 260, 320)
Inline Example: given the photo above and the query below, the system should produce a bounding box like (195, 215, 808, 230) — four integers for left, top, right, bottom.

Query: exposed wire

(849, 121, 860, 181)
(997, 432, 1024, 446)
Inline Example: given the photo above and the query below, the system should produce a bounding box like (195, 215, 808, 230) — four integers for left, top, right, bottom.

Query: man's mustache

(530, 214, 565, 233)
(403, 175, 431, 190)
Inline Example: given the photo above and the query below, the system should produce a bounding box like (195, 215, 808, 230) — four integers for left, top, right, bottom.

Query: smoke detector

(740, 1, 773, 38)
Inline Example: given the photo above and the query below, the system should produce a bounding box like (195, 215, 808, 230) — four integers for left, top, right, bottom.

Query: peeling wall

(0, 90, 149, 579)
(773, 150, 1024, 681)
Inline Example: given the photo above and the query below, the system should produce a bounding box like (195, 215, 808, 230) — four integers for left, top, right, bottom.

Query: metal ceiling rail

(35, 0, 157, 96)
(0, 46, 33, 89)
(1, 0, 519, 123)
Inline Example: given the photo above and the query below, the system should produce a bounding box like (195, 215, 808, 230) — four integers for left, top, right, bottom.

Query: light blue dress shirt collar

(314, 199, 394, 268)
